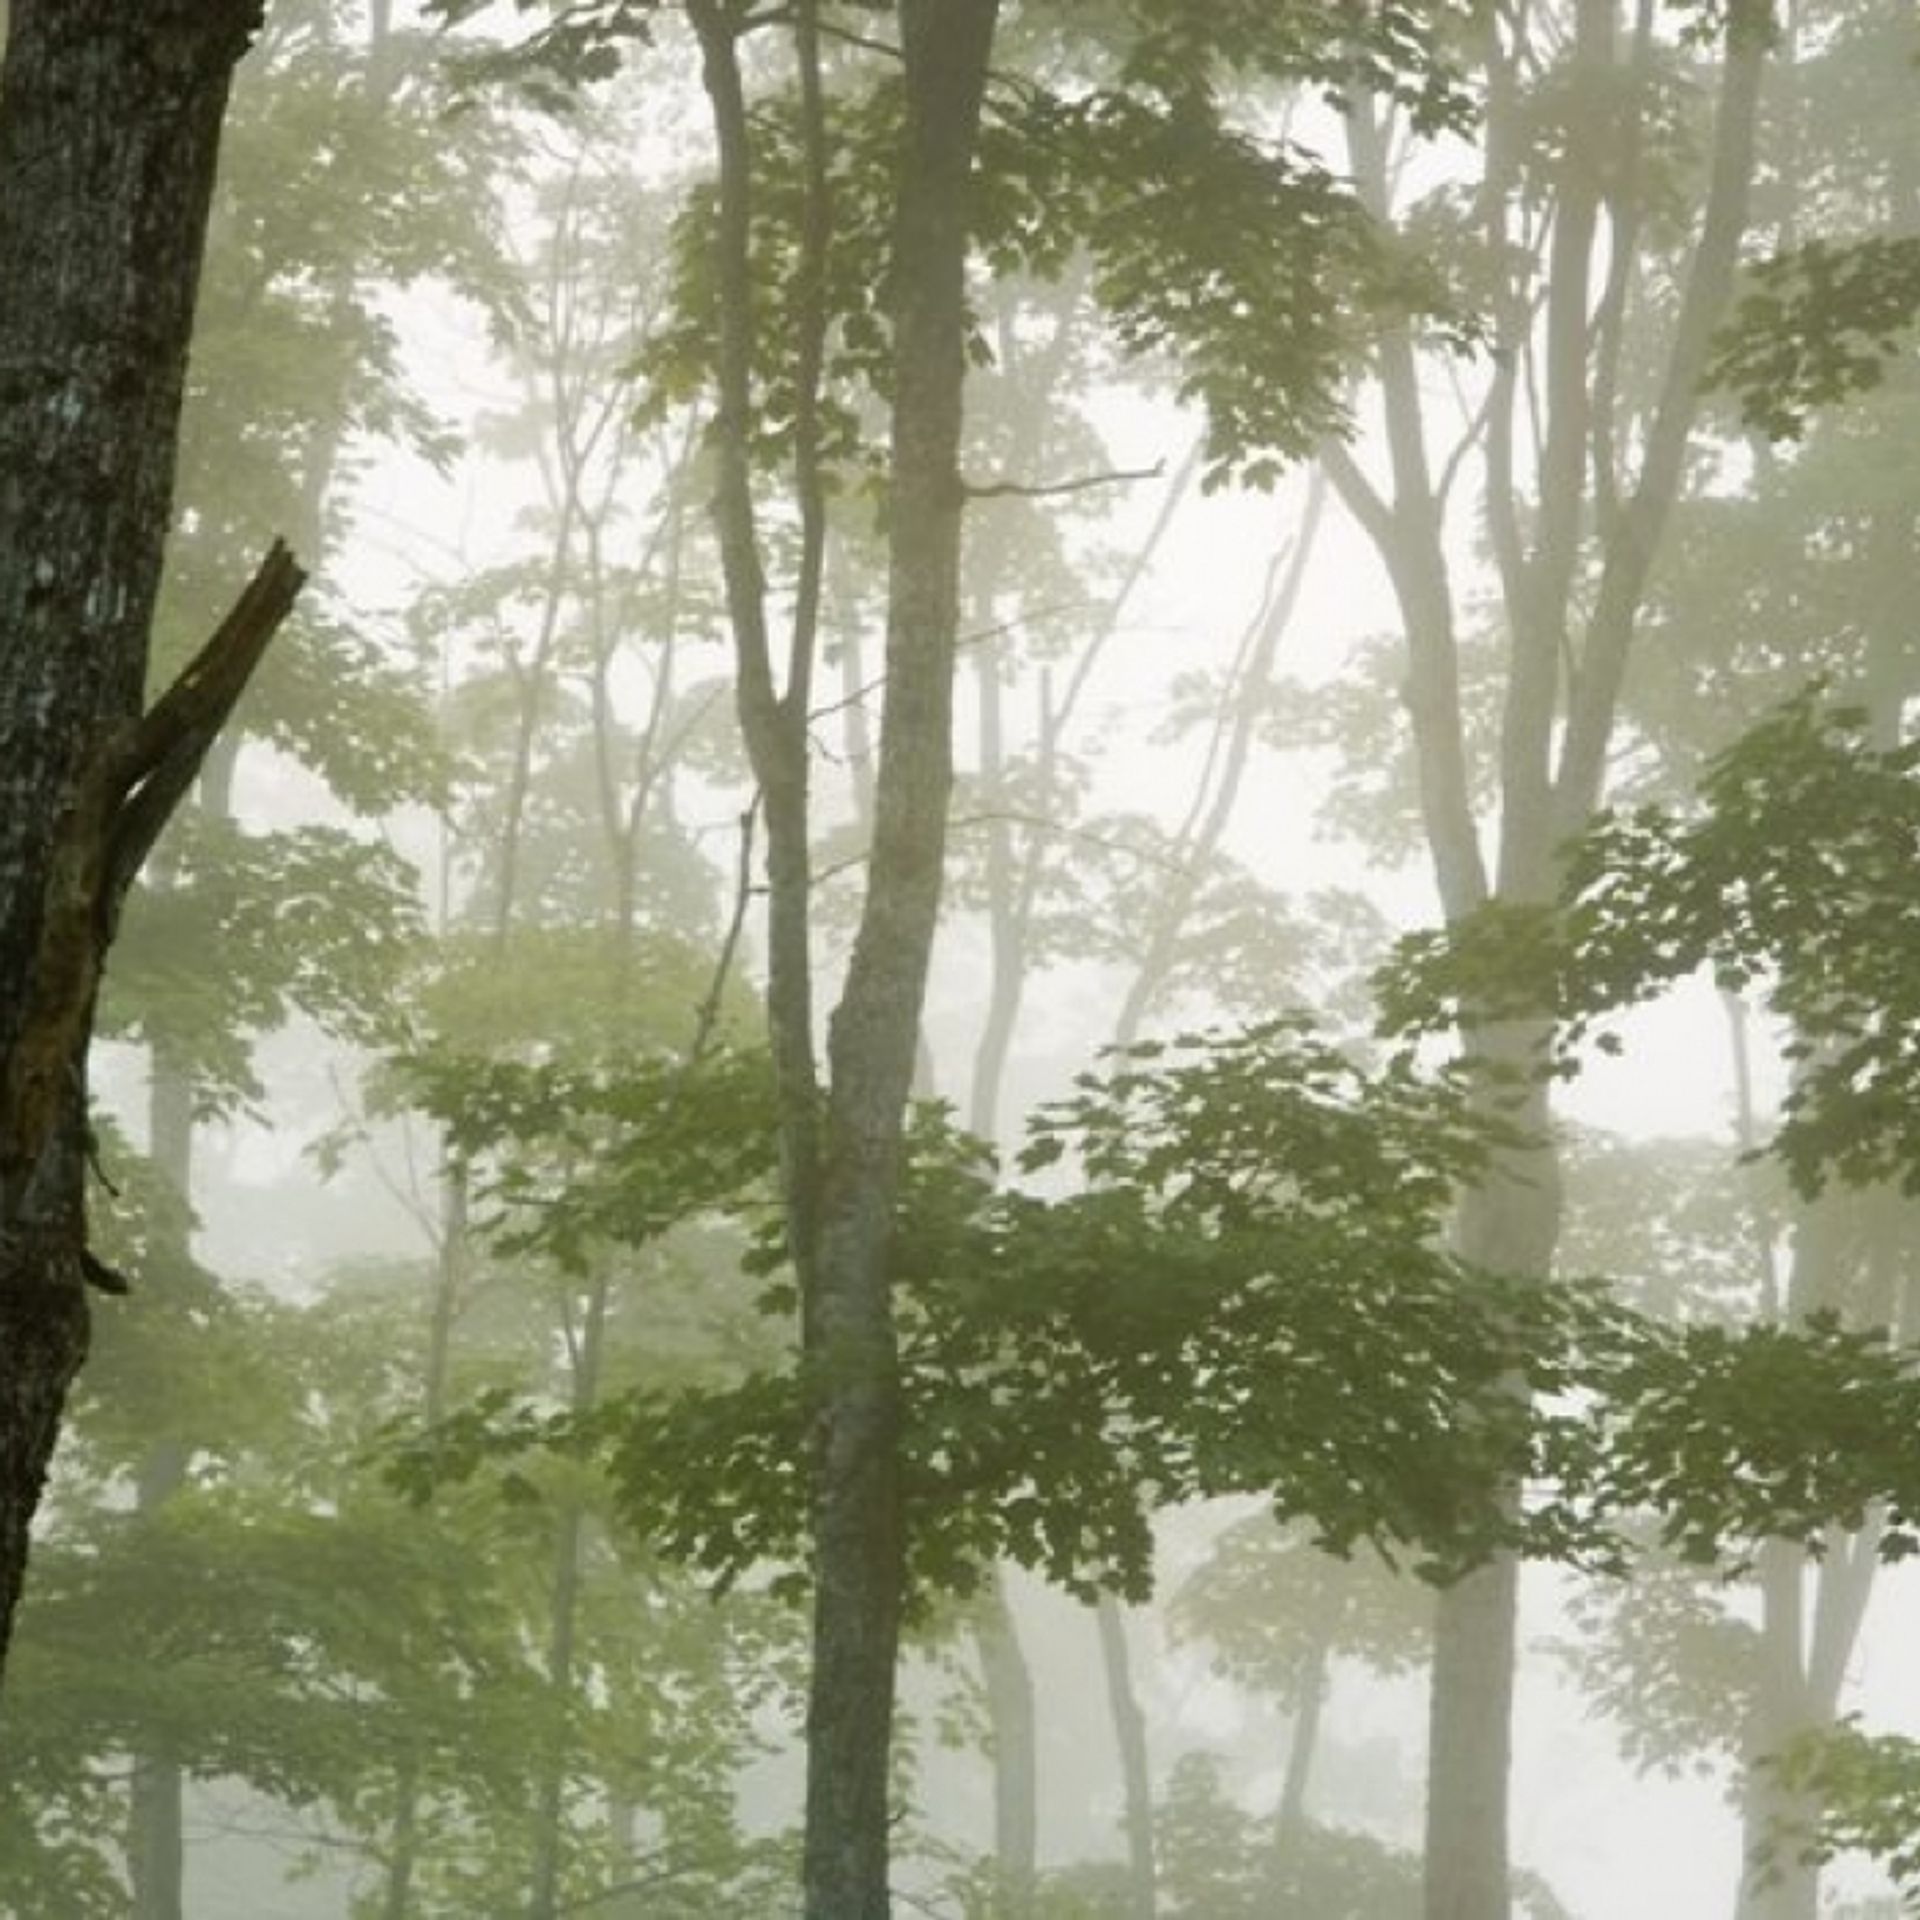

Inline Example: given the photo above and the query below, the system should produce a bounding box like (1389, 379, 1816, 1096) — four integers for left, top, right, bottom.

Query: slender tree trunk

(975, 1570, 1038, 1916)
(1735, 1514, 1882, 1920)
(1728, 588, 1910, 1915)
(1274, 1633, 1331, 1849)
(964, 586, 1039, 1907)
(127, 1018, 195, 1920)
(1733, 1194, 1892, 1920)
(961, 439, 1200, 1880)
(528, 1278, 609, 1920)
(1096, 1595, 1156, 1920)
(0, 0, 265, 1680)
(125, 1453, 187, 1916)
(802, 16, 998, 1913)
(688, 3, 997, 1910)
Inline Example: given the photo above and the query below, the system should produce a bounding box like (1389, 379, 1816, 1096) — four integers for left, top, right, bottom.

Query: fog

(6, 3, 1920, 1919)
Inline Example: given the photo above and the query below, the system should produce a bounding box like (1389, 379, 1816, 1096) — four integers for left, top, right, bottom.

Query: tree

(664, 2, 1454, 1903)
(0, 0, 304, 1677)
(1388, 684, 1920, 1910)
(680, 10, 1002, 1912)
(1316, 5, 1772, 1911)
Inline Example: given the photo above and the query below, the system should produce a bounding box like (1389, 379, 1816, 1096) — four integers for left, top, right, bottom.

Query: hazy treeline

(3, 5, 1920, 1920)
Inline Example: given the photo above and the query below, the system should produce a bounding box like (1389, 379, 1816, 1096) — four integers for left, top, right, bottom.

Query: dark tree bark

(0, 0, 293, 1680)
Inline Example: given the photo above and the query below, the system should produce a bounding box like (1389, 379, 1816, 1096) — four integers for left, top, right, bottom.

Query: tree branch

(104, 539, 307, 920)
(1, 541, 306, 1217)
(962, 459, 1164, 502)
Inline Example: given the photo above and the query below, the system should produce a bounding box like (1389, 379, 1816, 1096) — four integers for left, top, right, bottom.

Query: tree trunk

(687, 2, 999, 1910)
(378, 1165, 466, 1920)
(1733, 1194, 1891, 1920)
(1274, 1632, 1330, 1849)
(801, 14, 998, 1915)
(974, 1571, 1038, 1916)
(964, 590, 1037, 1906)
(127, 1029, 195, 1920)
(1096, 1594, 1156, 1920)
(527, 1275, 609, 1920)
(1733, 1541, 1818, 1920)
(1324, 14, 1767, 1915)
(0, 0, 266, 1681)
(1424, 1559, 1518, 1920)
(1425, 1075, 1559, 1920)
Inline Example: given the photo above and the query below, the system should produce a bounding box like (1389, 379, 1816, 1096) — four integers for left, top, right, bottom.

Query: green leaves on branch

(1382, 694, 1920, 1198)
(978, 89, 1444, 489)
(1585, 1313, 1920, 1568)
(426, 0, 662, 109)
(1111, 0, 1478, 136)
(1711, 237, 1920, 440)
(391, 1023, 1639, 1607)
(1022, 1016, 1494, 1224)
(640, 44, 1465, 493)
(105, 818, 421, 1114)
(385, 1001, 1920, 1625)
(400, 1041, 780, 1273)
(1760, 1721, 1920, 1901)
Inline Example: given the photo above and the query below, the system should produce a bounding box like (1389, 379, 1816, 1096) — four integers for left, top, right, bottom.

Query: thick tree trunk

(0, 0, 265, 1681)
(1424, 1560, 1517, 1920)
(1734, 1542, 1819, 1920)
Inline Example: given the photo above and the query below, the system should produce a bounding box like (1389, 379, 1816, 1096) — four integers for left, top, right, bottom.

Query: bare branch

(105, 540, 308, 917)
(687, 797, 760, 1063)
(962, 459, 1164, 502)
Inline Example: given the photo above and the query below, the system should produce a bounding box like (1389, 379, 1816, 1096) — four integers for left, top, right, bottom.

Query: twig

(962, 459, 1164, 502)
(688, 796, 760, 1063)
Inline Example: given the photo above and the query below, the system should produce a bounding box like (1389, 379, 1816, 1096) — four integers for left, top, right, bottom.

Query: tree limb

(1, 540, 306, 1216)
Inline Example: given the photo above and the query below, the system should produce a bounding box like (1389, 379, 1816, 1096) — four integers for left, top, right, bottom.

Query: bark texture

(0, 0, 276, 1677)
(802, 12, 997, 1914)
